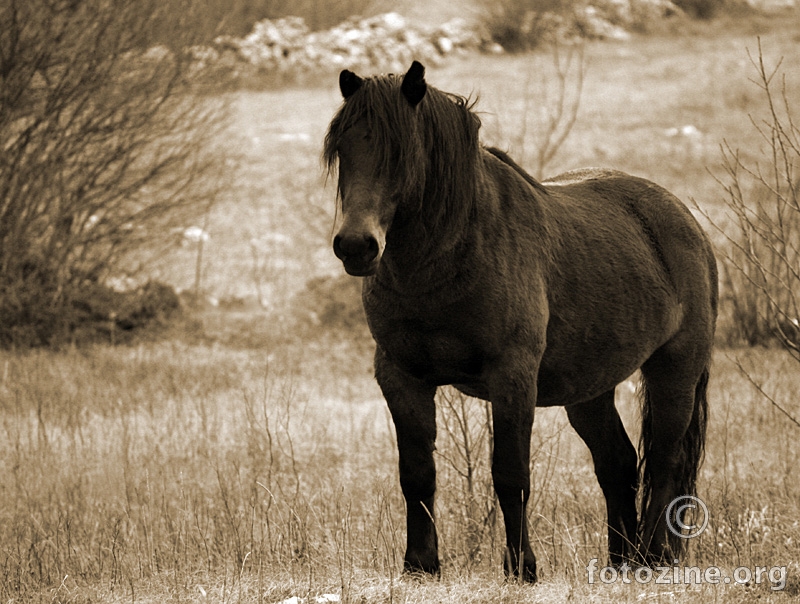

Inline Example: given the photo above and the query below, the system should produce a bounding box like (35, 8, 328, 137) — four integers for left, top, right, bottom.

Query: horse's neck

(376, 189, 483, 297)
(377, 151, 553, 300)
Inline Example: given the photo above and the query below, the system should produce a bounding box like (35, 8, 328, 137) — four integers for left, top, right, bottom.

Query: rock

(183, 3, 690, 79)
(183, 226, 209, 242)
(665, 124, 702, 137)
(575, 6, 632, 40)
(436, 37, 454, 54)
(193, 12, 491, 76)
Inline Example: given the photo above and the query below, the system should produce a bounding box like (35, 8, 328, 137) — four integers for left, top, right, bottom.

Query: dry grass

(1, 343, 798, 603)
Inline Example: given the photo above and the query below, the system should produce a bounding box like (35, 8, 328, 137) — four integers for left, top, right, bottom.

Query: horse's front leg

(488, 354, 539, 583)
(374, 347, 439, 577)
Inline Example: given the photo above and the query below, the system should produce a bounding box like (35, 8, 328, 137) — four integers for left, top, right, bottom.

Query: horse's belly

(537, 303, 683, 406)
(536, 363, 629, 406)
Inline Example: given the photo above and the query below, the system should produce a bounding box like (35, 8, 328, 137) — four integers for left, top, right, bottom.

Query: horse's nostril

(334, 233, 379, 262)
(333, 234, 345, 260)
(364, 235, 378, 258)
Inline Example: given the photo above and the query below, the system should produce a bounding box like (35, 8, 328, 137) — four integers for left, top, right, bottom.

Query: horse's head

(325, 61, 480, 277)
(324, 61, 428, 276)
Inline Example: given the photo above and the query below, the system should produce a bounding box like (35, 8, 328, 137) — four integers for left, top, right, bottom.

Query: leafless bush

(437, 388, 498, 567)
(0, 0, 227, 345)
(700, 42, 800, 429)
(490, 40, 585, 178)
(706, 42, 799, 357)
(671, 0, 728, 19)
(480, 0, 568, 52)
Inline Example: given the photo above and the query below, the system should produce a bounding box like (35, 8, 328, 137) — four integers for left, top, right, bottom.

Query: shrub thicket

(0, 0, 225, 346)
(479, 0, 739, 51)
(671, 0, 725, 19)
(708, 44, 799, 357)
(481, 0, 569, 52)
(291, 274, 369, 339)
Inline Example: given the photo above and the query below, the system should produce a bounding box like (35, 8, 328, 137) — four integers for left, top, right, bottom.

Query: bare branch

(493, 38, 584, 179)
(706, 41, 799, 357)
(731, 355, 800, 429)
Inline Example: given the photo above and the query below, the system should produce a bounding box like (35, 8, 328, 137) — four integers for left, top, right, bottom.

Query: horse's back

(542, 167, 624, 187)
(543, 168, 716, 289)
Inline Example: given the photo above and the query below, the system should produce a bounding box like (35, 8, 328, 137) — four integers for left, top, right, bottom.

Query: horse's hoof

(403, 558, 440, 580)
(504, 560, 538, 584)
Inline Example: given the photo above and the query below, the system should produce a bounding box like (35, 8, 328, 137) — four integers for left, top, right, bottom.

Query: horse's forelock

(324, 74, 425, 198)
(324, 73, 481, 226)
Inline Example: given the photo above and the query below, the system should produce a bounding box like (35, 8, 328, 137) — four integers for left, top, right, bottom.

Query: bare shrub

(706, 42, 800, 357)
(488, 40, 585, 178)
(291, 274, 369, 337)
(700, 41, 800, 429)
(437, 389, 498, 568)
(0, 0, 227, 346)
(671, 0, 728, 19)
(480, 0, 568, 52)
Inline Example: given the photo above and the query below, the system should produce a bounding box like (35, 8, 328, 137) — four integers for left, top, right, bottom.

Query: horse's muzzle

(333, 232, 380, 276)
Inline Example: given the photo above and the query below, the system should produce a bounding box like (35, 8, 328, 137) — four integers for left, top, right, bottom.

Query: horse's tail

(638, 364, 709, 558)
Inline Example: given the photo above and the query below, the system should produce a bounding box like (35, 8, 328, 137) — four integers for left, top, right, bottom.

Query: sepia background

(0, 0, 798, 601)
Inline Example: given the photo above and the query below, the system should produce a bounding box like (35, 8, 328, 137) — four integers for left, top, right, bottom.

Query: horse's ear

(339, 69, 363, 99)
(401, 61, 427, 107)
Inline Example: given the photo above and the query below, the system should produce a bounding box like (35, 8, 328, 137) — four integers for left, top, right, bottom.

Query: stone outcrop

(185, 1, 690, 78)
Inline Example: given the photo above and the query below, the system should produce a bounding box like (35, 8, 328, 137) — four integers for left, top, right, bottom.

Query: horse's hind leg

(566, 389, 638, 565)
(374, 347, 440, 576)
(638, 342, 710, 565)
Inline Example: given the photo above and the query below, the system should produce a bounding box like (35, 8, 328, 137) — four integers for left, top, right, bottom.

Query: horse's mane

(323, 73, 481, 234)
(485, 147, 549, 194)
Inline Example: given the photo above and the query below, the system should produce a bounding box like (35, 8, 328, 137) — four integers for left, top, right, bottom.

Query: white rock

(665, 124, 701, 137)
(143, 45, 172, 61)
(577, 6, 631, 40)
(436, 37, 454, 54)
(183, 226, 209, 243)
(186, 6, 680, 77)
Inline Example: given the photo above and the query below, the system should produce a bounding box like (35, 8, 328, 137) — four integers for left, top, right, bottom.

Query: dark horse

(324, 61, 717, 582)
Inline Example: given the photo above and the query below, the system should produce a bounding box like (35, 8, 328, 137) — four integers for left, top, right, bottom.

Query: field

(2, 10, 800, 604)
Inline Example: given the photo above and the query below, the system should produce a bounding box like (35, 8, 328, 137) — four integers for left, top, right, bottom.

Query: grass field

(2, 10, 800, 604)
(1, 341, 798, 602)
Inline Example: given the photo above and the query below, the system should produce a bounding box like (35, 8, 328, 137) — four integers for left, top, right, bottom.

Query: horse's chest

(373, 321, 485, 384)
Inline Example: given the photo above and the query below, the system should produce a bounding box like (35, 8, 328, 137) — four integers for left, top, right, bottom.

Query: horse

(323, 60, 717, 583)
